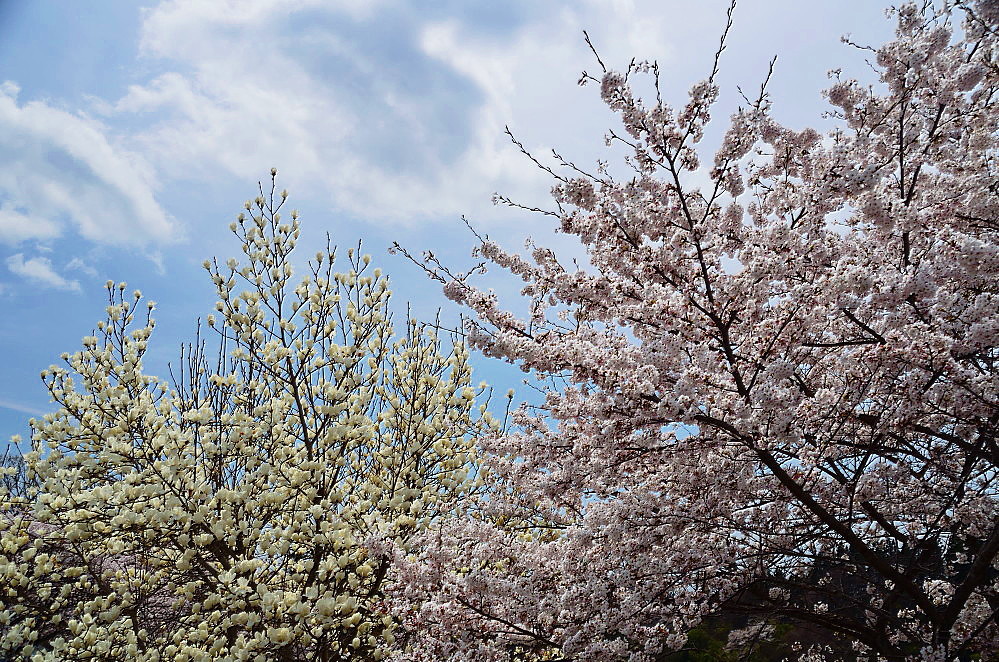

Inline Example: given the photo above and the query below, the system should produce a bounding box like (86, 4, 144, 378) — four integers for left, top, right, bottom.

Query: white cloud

(0, 205, 59, 244)
(65, 256, 98, 277)
(109, 1, 561, 225)
(98, 0, 891, 235)
(6, 253, 81, 292)
(0, 81, 176, 248)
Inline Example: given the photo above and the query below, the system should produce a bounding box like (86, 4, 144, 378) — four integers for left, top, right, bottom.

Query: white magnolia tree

(0, 174, 490, 662)
(393, 2, 999, 661)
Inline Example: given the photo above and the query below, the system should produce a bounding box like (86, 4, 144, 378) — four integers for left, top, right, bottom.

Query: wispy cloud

(6, 253, 81, 291)
(0, 205, 60, 245)
(0, 397, 47, 417)
(0, 80, 176, 248)
(65, 256, 98, 277)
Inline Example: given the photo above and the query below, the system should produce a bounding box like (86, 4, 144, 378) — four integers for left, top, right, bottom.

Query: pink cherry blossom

(395, 2, 999, 660)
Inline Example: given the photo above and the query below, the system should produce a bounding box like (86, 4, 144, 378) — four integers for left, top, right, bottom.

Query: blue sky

(0, 0, 893, 447)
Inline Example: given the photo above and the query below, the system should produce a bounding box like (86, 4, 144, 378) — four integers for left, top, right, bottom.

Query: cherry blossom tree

(0, 174, 491, 662)
(395, 2, 999, 660)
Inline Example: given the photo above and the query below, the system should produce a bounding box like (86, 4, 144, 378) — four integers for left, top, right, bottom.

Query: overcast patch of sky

(0, 0, 895, 446)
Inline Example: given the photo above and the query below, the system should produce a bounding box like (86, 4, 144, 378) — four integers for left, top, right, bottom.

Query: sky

(0, 0, 895, 449)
